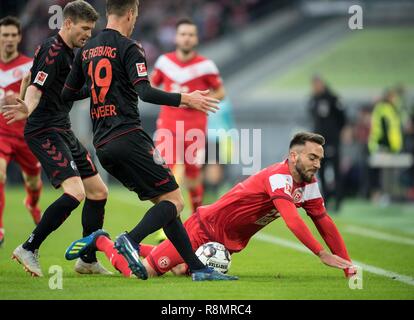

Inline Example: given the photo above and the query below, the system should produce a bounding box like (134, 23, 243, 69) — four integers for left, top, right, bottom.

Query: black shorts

(96, 129, 179, 201)
(25, 128, 98, 188)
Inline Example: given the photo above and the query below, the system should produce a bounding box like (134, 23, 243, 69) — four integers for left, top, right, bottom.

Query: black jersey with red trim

(25, 33, 74, 134)
(64, 28, 149, 147)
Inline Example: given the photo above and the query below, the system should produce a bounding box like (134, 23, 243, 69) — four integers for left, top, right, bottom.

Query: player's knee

(83, 176, 109, 200)
(0, 172, 6, 184)
(172, 195, 185, 214)
(24, 175, 40, 190)
(87, 183, 108, 200)
(71, 189, 86, 202)
(171, 263, 188, 276)
(62, 179, 86, 202)
(143, 259, 158, 277)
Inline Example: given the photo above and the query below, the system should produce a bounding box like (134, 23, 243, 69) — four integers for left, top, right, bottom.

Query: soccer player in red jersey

(152, 18, 226, 213)
(67, 132, 355, 278)
(0, 16, 42, 247)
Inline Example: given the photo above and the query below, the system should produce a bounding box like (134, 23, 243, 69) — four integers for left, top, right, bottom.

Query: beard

(179, 47, 193, 55)
(295, 160, 315, 183)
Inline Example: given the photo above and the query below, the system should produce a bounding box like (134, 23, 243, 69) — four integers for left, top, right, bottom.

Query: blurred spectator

(1, 0, 283, 65)
(308, 75, 346, 212)
(368, 89, 403, 154)
(354, 105, 373, 198)
(204, 98, 237, 198)
(340, 125, 361, 199)
(368, 88, 404, 203)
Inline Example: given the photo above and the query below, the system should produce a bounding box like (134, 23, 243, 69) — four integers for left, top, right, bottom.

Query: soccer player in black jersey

(1, 1, 111, 277)
(61, 0, 237, 281)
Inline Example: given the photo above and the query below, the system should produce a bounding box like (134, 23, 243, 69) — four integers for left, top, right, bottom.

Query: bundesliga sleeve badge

(34, 71, 48, 86)
(136, 63, 148, 77)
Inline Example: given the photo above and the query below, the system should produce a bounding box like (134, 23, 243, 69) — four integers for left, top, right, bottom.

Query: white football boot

(74, 258, 113, 275)
(12, 244, 43, 277)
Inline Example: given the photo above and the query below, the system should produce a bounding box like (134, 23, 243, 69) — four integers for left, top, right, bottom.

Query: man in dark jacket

(308, 75, 346, 211)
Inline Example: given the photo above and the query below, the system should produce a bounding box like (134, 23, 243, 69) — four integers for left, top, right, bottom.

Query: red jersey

(196, 160, 326, 253)
(0, 54, 32, 138)
(151, 52, 222, 131)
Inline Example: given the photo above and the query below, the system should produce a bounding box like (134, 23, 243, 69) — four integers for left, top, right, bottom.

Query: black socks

(81, 198, 107, 263)
(23, 193, 80, 252)
(127, 201, 177, 244)
(127, 200, 205, 271)
(163, 217, 205, 271)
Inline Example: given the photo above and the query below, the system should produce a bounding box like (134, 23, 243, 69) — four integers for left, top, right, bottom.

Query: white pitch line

(344, 225, 414, 246)
(254, 233, 414, 287)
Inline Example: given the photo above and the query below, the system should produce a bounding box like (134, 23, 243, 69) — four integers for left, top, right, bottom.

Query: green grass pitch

(0, 186, 413, 300)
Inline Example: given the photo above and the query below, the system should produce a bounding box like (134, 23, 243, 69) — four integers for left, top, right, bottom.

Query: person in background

(204, 98, 237, 201)
(368, 88, 404, 203)
(308, 75, 346, 212)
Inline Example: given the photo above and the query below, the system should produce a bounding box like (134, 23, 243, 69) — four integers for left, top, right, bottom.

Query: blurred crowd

(2, 0, 283, 65)
(308, 76, 414, 210)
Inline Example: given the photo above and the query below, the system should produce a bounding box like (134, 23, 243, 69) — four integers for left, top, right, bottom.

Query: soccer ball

(195, 242, 231, 274)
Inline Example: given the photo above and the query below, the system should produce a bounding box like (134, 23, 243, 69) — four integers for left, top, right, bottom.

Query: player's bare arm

(0, 85, 42, 124)
(19, 72, 31, 100)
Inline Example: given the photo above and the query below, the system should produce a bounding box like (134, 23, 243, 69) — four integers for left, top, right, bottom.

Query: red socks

(96, 236, 132, 277)
(189, 184, 204, 212)
(0, 183, 4, 229)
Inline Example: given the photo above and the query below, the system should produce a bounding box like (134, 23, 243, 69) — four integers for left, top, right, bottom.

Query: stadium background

(0, 0, 413, 300)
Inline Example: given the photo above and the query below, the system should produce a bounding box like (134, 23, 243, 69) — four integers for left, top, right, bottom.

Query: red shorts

(0, 135, 41, 176)
(155, 119, 206, 179)
(146, 214, 210, 275)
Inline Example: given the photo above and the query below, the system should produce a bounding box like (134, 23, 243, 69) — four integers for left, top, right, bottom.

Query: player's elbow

(284, 217, 304, 233)
(61, 87, 73, 102)
(136, 86, 151, 103)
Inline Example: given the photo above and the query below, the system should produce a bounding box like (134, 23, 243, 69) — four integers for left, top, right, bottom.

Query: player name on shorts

(91, 104, 117, 119)
(82, 46, 117, 61)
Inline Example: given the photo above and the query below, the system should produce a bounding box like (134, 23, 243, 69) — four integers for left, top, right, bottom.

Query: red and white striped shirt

(0, 54, 32, 138)
(152, 52, 222, 131)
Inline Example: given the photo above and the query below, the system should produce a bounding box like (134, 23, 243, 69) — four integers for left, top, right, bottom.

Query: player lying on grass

(66, 132, 355, 278)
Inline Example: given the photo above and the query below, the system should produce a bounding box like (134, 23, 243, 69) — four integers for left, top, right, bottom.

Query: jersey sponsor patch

(303, 182, 322, 201)
(136, 63, 148, 77)
(34, 71, 48, 86)
(269, 174, 293, 196)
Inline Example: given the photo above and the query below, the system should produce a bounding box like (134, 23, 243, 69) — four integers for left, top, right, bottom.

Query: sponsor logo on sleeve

(34, 71, 48, 86)
(136, 63, 148, 77)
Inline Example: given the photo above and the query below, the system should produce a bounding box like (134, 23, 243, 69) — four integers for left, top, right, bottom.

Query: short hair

(0, 16, 22, 34)
(107, 0, 139, 16)
(289, 132, 325, 149)
(63, 0, 99, 23)
(176, 18, 196, 29)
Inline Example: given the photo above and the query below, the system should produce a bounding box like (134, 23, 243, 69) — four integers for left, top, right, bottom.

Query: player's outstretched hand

(0, 98, 29, 124)
(181, 90, 220, 114)
(318, 250, 353, 269)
